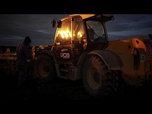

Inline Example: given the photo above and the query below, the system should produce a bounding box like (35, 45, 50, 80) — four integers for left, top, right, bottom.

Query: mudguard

(89, 50, 123, 70)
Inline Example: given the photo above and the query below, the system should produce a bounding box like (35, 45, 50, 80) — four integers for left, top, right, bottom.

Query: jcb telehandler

(34, 14, 152, 97)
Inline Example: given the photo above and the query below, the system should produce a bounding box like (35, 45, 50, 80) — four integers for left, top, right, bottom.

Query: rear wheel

(83, 55, 122, 98)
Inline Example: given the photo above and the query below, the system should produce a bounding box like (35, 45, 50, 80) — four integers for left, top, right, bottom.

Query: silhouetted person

(16, 36, 32, 97)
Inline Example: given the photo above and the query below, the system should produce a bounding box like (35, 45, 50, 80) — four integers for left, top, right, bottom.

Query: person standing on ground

(16, 36, 32, 93)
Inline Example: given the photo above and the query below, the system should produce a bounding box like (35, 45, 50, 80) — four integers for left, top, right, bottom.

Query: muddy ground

(1, 60, 152, 102)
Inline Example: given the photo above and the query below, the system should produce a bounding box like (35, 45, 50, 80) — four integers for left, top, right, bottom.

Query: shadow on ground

(1, 61, 152, 101)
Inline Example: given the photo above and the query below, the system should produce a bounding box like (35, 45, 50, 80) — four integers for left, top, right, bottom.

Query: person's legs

(18, 64, 27, 98)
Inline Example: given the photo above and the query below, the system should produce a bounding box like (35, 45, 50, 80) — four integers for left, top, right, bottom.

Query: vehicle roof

(61, 14, 114, 22)
(61, 14, 95, 21)
(69, 14, 95, 19)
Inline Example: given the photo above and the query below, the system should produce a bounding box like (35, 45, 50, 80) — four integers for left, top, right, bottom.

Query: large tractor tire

(34, 54, 56, 82)
(83, 55, 122, 98)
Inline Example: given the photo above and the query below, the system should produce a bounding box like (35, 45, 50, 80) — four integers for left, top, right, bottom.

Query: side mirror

(52, 19, 62, 28)
(149, 34, 152, 39)
(57, 20, 62, 28)
(52, 19, 56, 28)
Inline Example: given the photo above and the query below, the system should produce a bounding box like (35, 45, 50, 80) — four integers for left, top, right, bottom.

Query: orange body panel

(106, 38, 149, 86)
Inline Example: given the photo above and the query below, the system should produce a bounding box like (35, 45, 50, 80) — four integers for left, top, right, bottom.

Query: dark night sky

(0, 14, 152, 46)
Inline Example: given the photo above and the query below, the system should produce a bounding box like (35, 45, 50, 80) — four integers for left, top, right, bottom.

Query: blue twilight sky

(0, 14, 152, 46)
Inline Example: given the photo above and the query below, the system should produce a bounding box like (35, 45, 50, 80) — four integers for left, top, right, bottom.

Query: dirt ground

(1, 61, 152, 101)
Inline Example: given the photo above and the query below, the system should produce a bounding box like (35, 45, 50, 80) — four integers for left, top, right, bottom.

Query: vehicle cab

(51, 14, 114, 64)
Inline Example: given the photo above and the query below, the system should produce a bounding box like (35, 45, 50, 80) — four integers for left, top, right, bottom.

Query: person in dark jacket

(16, 36, 32, 93)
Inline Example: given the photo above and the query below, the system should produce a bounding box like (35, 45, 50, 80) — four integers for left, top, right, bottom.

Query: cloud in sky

(0, 14, 69, 46)
(106, 14, 152, 40)
(0, 14, 152, 46)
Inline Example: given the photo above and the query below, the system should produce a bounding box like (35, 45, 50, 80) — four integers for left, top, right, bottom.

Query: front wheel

(83, 55, 122, 98)
(34, 54, 56, 81)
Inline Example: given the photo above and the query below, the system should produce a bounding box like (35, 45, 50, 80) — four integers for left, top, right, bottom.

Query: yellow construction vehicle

(34, 14, 152, 98)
